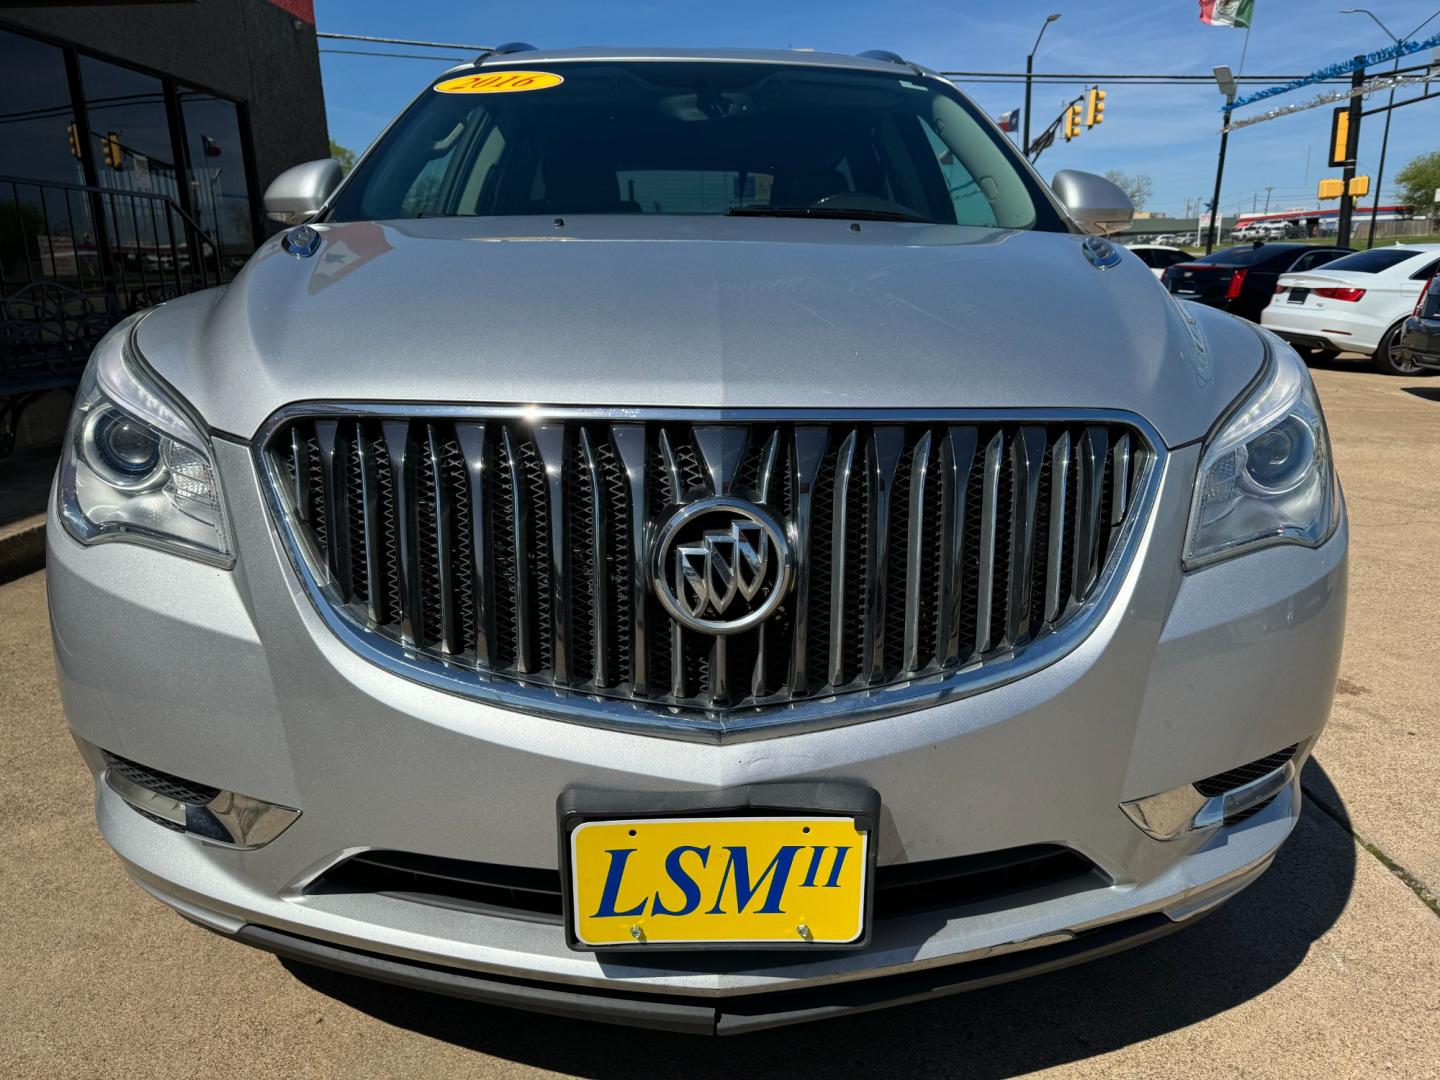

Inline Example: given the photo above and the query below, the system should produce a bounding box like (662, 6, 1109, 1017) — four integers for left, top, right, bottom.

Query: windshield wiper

(726, 206, 931, 223)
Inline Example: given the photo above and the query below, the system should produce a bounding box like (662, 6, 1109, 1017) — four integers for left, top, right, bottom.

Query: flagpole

(1238, 24, 1252, 75)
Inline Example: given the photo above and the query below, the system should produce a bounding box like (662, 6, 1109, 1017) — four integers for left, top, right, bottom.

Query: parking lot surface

(3, 362, 1439, 1079)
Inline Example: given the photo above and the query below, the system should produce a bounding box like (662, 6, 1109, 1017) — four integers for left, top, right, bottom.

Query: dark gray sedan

(1399, 274, 1440, 370)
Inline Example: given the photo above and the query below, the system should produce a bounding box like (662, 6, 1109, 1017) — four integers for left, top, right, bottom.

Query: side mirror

(263, 159, 343, 225)
(1049, 169, 1134, 236)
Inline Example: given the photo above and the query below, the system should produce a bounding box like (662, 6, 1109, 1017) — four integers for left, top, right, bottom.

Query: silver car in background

(49, 46, 1346, 1034)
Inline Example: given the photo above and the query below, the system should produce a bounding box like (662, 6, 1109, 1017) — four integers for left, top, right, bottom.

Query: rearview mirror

(263, 159, 343, 225)
(1049, 170, 1134, 236)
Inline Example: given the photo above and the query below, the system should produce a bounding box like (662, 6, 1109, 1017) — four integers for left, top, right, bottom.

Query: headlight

(1183, 333, 1339, 568)
(58, 317, 232, 567)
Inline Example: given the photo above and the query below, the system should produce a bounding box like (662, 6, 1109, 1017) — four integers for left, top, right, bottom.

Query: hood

(137, 216, 1263, 447)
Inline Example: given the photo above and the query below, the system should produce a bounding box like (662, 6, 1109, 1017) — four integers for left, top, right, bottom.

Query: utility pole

(1336, 57, 1365, 248)
(1023, 14, 1062, 158)
(1341, 8, 1440, 247)
(1207, 66, 1237, 254)
(1264, 186, 1274, 212)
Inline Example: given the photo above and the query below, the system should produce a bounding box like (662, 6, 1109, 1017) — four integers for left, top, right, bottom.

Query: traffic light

(103, 132, 124, 170)
(1347, 175, 1370, 197)
(1328, 108, 1351, 167)
(1064, 104, 1081, 141)
(66, 122, 82, 159)
(1318, 178, 1344, 200)
(1086, 87, 1106, 128)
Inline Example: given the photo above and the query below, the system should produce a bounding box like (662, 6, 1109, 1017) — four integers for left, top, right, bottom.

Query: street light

(1206, 65, 1237, 254)
(1340, 6, 1440, 246)
(1023, 13, 1062, 158)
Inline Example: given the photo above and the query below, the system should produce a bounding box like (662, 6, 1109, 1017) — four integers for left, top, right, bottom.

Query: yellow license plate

(569, 816, 869, 947)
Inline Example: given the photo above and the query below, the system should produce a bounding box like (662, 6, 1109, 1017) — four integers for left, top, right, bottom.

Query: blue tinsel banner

(1224, 31, 1440, 111)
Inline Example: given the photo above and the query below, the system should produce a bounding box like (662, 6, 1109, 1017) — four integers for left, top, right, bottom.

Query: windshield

(1320, 249, 1421, 274)
(327, 60, 1061, 230)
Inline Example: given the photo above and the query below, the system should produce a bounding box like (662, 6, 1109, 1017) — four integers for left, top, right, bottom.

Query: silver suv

(49, 47, 1347, 1034)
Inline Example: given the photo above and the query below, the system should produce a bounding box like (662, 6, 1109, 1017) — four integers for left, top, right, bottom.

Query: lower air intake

(309, 844, 1101, 924)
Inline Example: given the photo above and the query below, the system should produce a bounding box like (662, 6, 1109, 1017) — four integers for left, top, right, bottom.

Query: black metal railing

(0, 174, 229, 451)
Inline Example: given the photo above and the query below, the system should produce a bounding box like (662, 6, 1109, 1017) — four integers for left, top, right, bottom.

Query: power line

(320, 48, 469, 61)
(309, 46, 1356, 84)
(316, 32, 493, 51)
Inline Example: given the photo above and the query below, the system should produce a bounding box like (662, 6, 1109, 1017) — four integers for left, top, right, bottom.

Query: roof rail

(856, 49, 907, 64)
(474, 41, 538, 63)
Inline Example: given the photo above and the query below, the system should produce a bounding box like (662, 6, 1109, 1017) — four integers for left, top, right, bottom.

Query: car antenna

(474, 41, 537, 64)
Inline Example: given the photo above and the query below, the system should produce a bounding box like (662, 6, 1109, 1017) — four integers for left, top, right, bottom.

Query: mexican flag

(1199, 0, 1254, 27)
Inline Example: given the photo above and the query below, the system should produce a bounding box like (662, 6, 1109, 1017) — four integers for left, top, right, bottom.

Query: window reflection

(78, 55, 178, 201)
(177, 88, 255, 272)
(0, 30, 100, 298)
(0, 23, 258, 338)
(0, 29, 83, 185)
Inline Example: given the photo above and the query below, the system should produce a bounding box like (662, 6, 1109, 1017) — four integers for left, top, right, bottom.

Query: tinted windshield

(328, 60, 1060, 230)
(1321, 248, 1421, 274)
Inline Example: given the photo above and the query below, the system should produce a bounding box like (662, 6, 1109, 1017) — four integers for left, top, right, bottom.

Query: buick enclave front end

(49, 47, 1346, 1034)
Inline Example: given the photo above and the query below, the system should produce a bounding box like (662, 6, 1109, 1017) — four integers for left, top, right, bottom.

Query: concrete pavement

(0, 445, 54, 586)
(1303, 363, 1440, 907)
(2, 362, 1439, 1078)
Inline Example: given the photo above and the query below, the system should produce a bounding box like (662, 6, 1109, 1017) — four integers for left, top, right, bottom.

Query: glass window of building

(78, 54, 178, 200)
(0, 29, 82, 185)
(78, 54, 202, 303)
(177, 87, 256, 271)
(0, 28, 96, 294)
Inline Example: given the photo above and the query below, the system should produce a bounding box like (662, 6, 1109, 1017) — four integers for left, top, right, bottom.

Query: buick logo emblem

(650, 498, 792, 635)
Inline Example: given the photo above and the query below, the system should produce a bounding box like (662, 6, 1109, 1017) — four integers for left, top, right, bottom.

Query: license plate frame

(1287, 288, 1310, 305)
(557, 783, 880, 953)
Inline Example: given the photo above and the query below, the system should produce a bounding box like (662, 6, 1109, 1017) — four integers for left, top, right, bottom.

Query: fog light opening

(1120, 744, 1299, 841)
(101, 750, 300, 849)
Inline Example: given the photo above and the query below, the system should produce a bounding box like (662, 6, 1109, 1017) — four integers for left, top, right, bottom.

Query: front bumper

(48, 434, 1348, 1025)
(225, 904, 1217, 1035)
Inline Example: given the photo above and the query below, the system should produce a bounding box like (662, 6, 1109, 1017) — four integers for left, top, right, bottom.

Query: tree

(1395, 151, 1440, 219)
(329, 138, 356, 175)
(1104, 170, 1153, 211)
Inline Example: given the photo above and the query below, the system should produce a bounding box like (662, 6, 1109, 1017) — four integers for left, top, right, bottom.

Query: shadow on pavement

(1300, 352, 1375, 375)
(283, 763, 1355, 1079)
(1402, 386, 1440, 403)
(0, 444, 59, 528)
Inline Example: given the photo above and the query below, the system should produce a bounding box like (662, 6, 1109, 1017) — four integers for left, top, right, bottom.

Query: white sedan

(1126, 243, 1193, 278)
(1262, 244, 1440, 374)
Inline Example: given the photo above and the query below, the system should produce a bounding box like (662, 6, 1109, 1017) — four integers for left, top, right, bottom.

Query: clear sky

(315, 0, 1440, 219)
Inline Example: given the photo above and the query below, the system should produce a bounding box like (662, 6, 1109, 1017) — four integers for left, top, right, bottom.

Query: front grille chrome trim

(253, 404, 1167, 744)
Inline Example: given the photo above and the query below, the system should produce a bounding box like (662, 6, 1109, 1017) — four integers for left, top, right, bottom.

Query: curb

(0, 514, 45, 585)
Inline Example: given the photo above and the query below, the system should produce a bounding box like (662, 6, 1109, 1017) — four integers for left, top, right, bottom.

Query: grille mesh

(267, 416, 1148, 717)
(102, 750, 219, 805)
(1194, 744, 1299, 798)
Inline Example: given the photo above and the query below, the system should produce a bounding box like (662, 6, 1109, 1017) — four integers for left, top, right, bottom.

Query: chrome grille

(262, 410, 1155, 731)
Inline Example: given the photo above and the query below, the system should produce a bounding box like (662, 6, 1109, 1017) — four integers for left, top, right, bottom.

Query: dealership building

(0, 0, 329, 450)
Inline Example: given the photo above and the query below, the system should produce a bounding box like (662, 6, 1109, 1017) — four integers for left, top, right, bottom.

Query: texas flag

(996, 109, 1020, 133)
(1200, 0, 1254, 27)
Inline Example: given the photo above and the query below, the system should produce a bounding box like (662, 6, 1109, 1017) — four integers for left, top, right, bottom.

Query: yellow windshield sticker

(434, 71, 564, 94)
